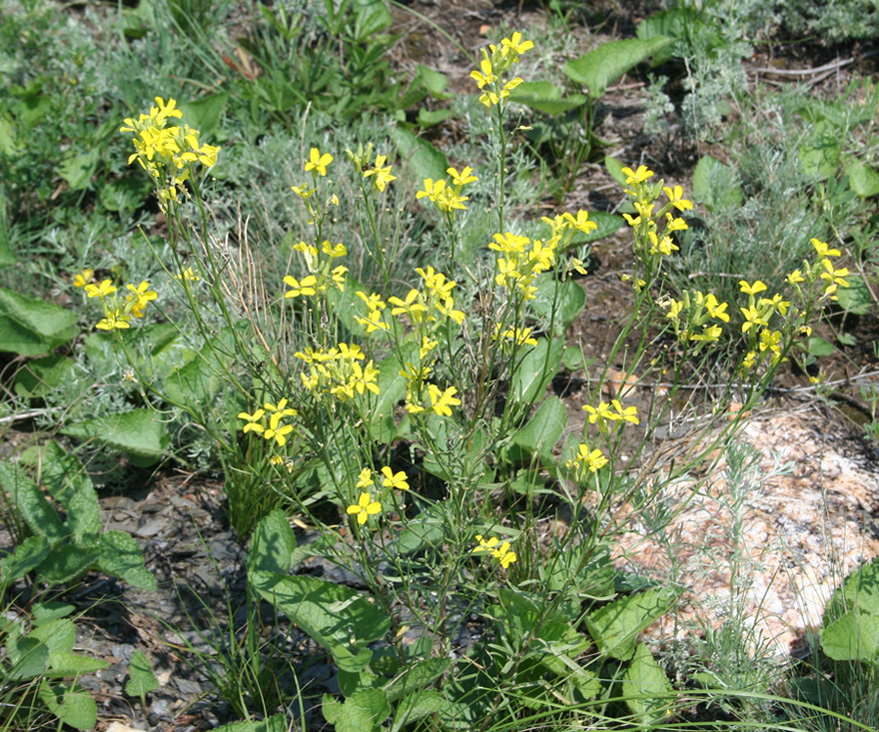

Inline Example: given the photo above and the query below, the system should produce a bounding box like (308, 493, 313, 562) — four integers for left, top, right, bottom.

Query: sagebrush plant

(93, 28, 851, 728)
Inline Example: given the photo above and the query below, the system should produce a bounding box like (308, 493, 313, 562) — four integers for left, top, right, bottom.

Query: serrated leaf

(0, 462, 66, 542)
(125, 650, 159, 697)
(251, 572, 390, 672)
(97, 531, 157, 590)
(38, 545, 101, 585)
(9, 636, 49, 679)
(46, 651, 110, 677)
(32, 602, 75, 624)
(38, 681, 97, 731)
(585, 588, 674, 660)
(825, 556, 879, 623)
(384, 658, 450, 702)
(0, 534, 52, 582)
(806, 336, 835, 357)
(212, 716, 289, 732)
(0, 286, 77, 356)
(13, 354, 76, 399)
(62, 409, 170, 466)
(564, 37, 674, 99)
(692, 155, 742, 211)
(799, 121, 841, 180)
(390, 690, 449, 732)
(334, 688, 390, 732)
(623, 643, 674, 724)
(31, 618, 75, 655)
(508, 81, 586, 115)
(56, 150, 99, 191)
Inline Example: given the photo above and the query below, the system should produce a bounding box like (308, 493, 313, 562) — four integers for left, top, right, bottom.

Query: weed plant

(65, 24, 855, 728)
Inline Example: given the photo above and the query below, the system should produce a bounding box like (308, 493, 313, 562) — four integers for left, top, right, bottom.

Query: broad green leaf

(391, 127, 449, 183)
(585, 588, 674, 660)
(38, 545, 101, 585)
(251, 572, 391, 672)
(0, 461, 66, 542)
(211, 715, 288, 732)
(0, 286, 77, 356)
(98, 176, 153, 213)
(248, 510, 298, 575)
(38, 681, 97, 731)
(13, 354, 76, 398)
(821, 609, 879, 662)
(825, 556, 879, 623)
(848, 162, 879, 197)
(692, 155, 742, 211)
(56, 150, 99, 191)
(333, 688, 390, 732)
(353, 0, 393, 40)
(623, 643, 674, 724)
(417, 108, 455, 127)
(532, 276, 587, 331)
(805, 336, 835, 357)
(31, 618, 75, 655)
(23, 441, 101, 545)
(125, 650, 159, 698)
(384, 658, 451, 702)
(510, 337, 563, 406)
(637, 8, 708, 64)
(508, 81, 586, 115)
(414, 64, 449, 97)
(395, 509, 447, 555)
(62, 409, 170, 466)
(97, 531, 157, 590)
(390, 690, 449, 732)
(835, 274, 873, 315)
(46, 651, 110, 677)
(32, 603, 75, 624)
(510, 396, 566, 461)
(9, 637, 49, 679)
(799, 121, 841, 180)
(1, 535, 52, 582)
(604, 155, 628, 186)
(180, 92, 229, 137)
(564, 37, 674, 100)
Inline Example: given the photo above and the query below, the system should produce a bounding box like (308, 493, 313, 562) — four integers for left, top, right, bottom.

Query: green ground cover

(2, 0, 879, 729)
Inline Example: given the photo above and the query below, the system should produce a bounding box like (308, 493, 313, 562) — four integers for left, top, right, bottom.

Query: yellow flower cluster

(294, 342, 380, 402)
(284, 240, 348, 299)
(566, 443, 609, 479)
(470, 31, 534, 108)
(344, 466, 411, 527)
(664, 290, 731, 345)
(582, 399, 640, 432)
(472, 535, 517, 569)
(238, 398, 299, 447)
(75, 270, 158, 331)
(120, 97, 219, 204)
(416, 166, 478, 214)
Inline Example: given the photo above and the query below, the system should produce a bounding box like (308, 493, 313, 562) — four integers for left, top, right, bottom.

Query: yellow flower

(238, 409, 266, 434)
(811, 238, 841, 258)
(621, 165, 654, 184)
(363, 155, 396, 192)
(305, 147, 333, 176)
(381, 466, 409, 491)
(346, 492, 382, 525)
(175, 266, 201, 282)
(356, 468, 375, 489)
(263, 423, 293, 446)
(283, 275, 318, 298)
(73, 269, 94, 288)
(612, 399, 639, 424)
(787, 270, 805, 285)
(84, 279, 117, 298)
(663, 185, 694, 212)
(428, 384, 461, 416)
(447, 166, 478, 186)
(473, 535, 517, 569)
(126, 281, 158, 317)
(95, 310, 131, 331)
(739, 279, 767, 296)
(567, 444, 608, 473)
(470, 58, 497, 89)
(500, 32, 534, 59)
(704, 293, 730, 322)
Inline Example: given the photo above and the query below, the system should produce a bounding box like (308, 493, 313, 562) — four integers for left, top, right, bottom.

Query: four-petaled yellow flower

(346, 492, 382, 525)
(739, 280, 767, 296)
(126, 281, 158, 318)
(284, 275, 318, 298)
(473, 535, 517, 569)
(95, 310, 131, 331)
(621, 165, 654, 184)
(85, 279, 117, 298)
(381, 466, 409, 491)
(500, 31, 534, 59)
(363, 155, 396, 192)
(428, 385, 461, 416)
(305, 147, 333, 176)
(73, 269, 94, 288)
